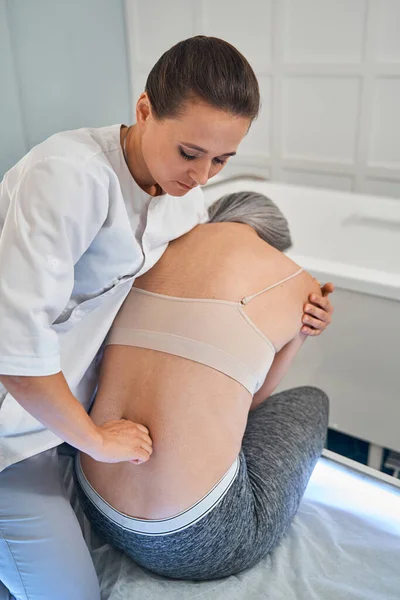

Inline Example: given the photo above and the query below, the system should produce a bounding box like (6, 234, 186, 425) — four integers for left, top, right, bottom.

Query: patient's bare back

(82, 222, 317, 519)
(137, 222, 313, 351)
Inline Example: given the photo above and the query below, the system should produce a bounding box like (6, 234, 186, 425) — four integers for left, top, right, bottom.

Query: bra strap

(240, 267, 304, 306)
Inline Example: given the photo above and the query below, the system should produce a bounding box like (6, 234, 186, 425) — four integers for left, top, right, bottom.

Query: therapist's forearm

(0, 372, 102, 454)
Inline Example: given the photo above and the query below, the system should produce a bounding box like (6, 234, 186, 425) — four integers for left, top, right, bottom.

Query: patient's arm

(249, 332, 307, 411)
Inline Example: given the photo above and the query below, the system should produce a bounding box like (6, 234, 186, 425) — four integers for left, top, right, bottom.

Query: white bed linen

(60, 452, 400, 600)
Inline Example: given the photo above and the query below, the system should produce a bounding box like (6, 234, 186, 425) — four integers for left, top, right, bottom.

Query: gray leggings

(76, 386, 329, 580)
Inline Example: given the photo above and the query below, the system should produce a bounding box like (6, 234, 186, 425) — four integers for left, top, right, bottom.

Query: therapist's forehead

(165, 99, 250, 154)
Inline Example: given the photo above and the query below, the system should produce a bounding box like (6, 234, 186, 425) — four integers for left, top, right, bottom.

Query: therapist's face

(136, 93, 250, 196)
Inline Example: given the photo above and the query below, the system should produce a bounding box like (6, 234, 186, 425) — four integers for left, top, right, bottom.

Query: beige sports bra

(106, 268, 304, 395)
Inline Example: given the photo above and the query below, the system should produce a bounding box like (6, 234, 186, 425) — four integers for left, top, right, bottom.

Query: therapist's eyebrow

(180, 142, 236, 157)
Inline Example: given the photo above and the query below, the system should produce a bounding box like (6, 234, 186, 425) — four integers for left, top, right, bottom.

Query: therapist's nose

(189, 161, 211, 186)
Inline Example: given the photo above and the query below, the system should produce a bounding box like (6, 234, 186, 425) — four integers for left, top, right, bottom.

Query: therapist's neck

(124, 125, 161, 197)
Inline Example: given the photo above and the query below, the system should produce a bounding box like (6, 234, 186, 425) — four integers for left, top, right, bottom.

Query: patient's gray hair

(207, 191, 292, 252)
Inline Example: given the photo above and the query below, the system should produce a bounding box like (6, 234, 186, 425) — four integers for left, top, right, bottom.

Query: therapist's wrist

(76, 421, 104, 457)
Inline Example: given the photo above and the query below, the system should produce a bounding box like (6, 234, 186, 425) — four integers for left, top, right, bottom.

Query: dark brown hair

(145, 36, 260, 121)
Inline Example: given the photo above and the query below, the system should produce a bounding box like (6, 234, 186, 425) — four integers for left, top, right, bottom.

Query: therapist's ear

(136, 93, 153, 128)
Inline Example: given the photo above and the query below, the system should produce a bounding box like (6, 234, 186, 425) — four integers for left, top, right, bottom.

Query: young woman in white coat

(0, 36, 333, 599)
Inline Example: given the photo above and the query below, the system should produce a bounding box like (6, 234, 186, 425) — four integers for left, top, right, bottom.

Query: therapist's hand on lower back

(92, 419, 153, 464)
(301, 282, 335, 336)
(0, 372, 153, 465)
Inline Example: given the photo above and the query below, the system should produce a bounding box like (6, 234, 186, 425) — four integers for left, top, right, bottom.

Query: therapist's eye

(179, 148, 196, 161)
(179, 147, 227, 166)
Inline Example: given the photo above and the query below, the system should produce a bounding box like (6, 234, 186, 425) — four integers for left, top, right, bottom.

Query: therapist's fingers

(120, 418, 153, 446)
(137, 431, 153, 446)
(93, 419, 153, 463)
(136, 423, 150, 434)
(121, 419, 153, 447)
(130, 448, 152, 464)
(140, 442, 153, 454)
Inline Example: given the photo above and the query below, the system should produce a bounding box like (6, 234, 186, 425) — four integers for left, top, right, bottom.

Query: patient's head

(207, 191, 292, 252)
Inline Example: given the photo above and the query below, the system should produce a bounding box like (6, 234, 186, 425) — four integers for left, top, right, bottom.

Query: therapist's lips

(177, 181, 196, 190)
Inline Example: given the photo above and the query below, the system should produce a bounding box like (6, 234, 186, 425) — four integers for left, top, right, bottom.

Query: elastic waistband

(75, 454, 240, 536)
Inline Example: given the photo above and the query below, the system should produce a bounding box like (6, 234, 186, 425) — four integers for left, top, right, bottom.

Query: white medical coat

(0, 124, 207, 470)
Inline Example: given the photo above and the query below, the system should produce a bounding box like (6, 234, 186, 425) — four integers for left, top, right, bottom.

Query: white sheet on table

(60, 455, 400, 600)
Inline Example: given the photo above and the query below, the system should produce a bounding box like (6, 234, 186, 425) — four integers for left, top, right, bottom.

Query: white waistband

(75, 454, 240, 536)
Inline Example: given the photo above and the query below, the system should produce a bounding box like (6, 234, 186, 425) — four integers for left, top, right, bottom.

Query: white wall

(0, 0, 131, 178)
(125, 0, 400, 198)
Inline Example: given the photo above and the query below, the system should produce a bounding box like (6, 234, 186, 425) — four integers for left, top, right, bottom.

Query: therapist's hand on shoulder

(301, 282, 335, 337)
(91, 419, 153, 464)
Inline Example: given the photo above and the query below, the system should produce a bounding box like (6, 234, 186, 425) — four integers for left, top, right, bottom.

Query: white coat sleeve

(198, 188, 209, 224)
(0, 157, 109, 376)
